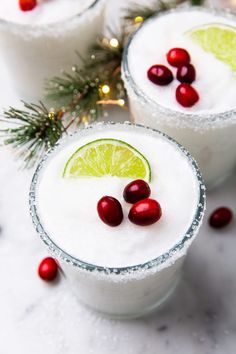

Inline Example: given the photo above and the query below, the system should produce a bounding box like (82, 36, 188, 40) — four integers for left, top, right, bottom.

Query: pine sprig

(45, 36, 125, 122)
(0, 102, 63, 168)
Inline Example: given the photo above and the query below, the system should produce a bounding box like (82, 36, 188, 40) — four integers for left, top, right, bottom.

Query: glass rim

(29, 122, 206, 275)
(122, 5, 236, 123)
(0, 0, 101, 31)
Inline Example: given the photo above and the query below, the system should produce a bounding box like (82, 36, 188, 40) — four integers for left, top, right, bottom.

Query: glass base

(80, 273, 181, 320)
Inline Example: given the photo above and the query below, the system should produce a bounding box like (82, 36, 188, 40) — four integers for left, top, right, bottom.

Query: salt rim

(0, 0, 104, 38)
(122, 6, 236, 131)
(29, 122, 206, 279)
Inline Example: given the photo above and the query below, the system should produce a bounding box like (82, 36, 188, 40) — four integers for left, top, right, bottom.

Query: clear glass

(122, 6, 236, 189)
(29, 122, 205, 319)
(0, 0, 105, 99)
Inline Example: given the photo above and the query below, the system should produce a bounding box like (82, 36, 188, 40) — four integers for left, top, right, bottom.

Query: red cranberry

(97, 196, 123, 226)
(176, 84, 199, 107)
(177, 63, 196, 84)
(19, 0, 37, 11)
(147, 65, 173, 86)
(123, 179, 151, 204)
(128, 198, 162, 226)
(209, 207, 233, 229)
(38, 257, 58, 281)
(167, 48, 191, 67)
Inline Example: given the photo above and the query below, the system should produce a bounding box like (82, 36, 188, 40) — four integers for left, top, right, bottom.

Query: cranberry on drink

(209, 207, 233, 229)
(177, 63, 196, 84)
(147, 65, 173, 86)
(97, 196, 123, 226)
(128, 198, 162, 226)
(38, 257, 58, 281)
(176, 83, 199, 107)
(167, 48, 191, 67)
(123, 179, 151, 204)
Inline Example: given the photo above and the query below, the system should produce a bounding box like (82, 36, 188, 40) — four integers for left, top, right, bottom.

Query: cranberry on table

(167, 48, 191, 67)
(38, 257, 58, 281)
(176, 83, 199, 107)
(176, 63, 196, 84)
(19, 0, 37, 11)
(209, 207, 233, 229)
(128, 198, 162, 226)
(147, 65, 173, 86)
(97, 196, 123, 226)
(123, 179, 151, 204)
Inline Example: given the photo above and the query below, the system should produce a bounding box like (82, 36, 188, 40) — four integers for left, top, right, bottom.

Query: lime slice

(187, 23, 236, 73)
(63, 138, 151, 181)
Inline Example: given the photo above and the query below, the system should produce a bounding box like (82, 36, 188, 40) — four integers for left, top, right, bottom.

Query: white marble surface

(1, 1, 236, 353)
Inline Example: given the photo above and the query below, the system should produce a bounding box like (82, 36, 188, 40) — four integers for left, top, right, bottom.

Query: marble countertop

(1, 1, 236, 353)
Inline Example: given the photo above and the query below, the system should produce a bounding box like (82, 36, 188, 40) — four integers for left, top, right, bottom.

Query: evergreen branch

(45, 36, 124, 108)
(45, 35, 126, 125)
(0, 102, 63, 168)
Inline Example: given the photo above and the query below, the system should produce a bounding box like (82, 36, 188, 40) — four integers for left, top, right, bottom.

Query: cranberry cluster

(97, 179, 162, 227)
(147, 47, 199, 108)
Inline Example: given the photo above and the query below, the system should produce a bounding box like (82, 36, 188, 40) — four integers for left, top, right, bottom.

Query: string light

(48, 110, 55, 120)
(118, 99, 125, 107)
(96, 99, 126, 109)
(57, 108, 65, 119)
(82, 116, 89, 124)
(134, 16, 144, 24)
(109, 38, 119, 48)
(101, 84, 111, 94)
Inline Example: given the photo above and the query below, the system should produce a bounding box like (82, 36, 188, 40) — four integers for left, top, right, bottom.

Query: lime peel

(187, 23, 236, 73)
(63, 138, 151, 182)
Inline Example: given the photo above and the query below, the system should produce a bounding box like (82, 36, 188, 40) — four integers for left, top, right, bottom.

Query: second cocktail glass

(122, 7, 236, 188)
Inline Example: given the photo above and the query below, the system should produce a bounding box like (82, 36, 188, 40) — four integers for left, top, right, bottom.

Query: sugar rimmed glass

(122, 6, 236, 189)
(29, 122, 206, 319)
(0, 0, 105, 99)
